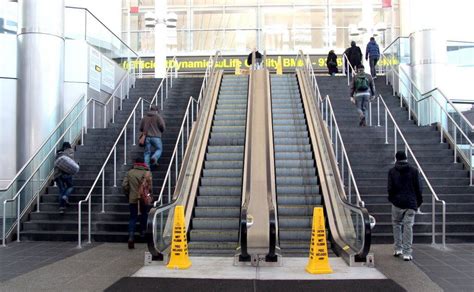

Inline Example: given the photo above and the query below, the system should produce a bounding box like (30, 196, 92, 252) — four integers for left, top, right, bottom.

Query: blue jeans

(128, 203, 149, 240)
(55, 175, 73, 208)
(144, 136, 163, 167)
(355, 91, 370, 118)
(392, 205, 416, 256)
(369, 56, 379, 77)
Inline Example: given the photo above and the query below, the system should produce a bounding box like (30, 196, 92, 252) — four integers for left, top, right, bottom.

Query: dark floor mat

(105, 277, 406, 292)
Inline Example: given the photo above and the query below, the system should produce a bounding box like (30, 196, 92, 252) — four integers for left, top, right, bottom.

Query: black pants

(128, 202, 149, 240)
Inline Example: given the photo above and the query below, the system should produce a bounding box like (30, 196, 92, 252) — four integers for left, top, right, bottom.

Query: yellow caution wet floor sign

(306, 207, 333, 274)
(167, 205, 192, 269)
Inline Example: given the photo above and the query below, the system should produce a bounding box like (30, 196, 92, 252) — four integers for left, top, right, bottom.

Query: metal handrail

(77, 96, 148, 248)
(376, 94, 446, 247)
(382, 36, 409, 54)
(382, 51, 474, 131)
(149, 56, 179, 110)
(0, 94, 86, 192)
(2, 96, 91, 246)
(101, 72, 135, 127)
(342, 53, 356, 86)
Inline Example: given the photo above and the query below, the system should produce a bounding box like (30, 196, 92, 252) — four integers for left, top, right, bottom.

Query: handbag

(138, 132, 146, 147)
(139, 171, 153, 205)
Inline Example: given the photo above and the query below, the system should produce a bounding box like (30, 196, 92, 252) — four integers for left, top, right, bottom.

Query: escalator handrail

(146, 51, 222, 258)
(297, 51, 371, 263)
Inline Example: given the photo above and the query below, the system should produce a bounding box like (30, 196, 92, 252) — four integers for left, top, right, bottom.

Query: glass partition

(1, 96, 87, 243)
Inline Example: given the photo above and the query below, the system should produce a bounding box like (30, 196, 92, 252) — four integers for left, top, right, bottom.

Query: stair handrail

(381, 49, 474, 131)
(149, 56, 179, 111)
(381, 53, 473, 185)
(77, 96, 151, 248)
(2, 95, 90, 246)
(0, 94, 86, 192)
(342, 53, 356, 86)
(375, 94, 447, 248)
(142, 51, 222, 257)
(100, 71, 137, 128)
(297, 50, 371, 264)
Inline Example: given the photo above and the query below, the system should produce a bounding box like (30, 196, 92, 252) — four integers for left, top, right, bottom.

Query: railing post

(2, 202, 7, 246)
(114, 148, 117, 187)
(341, 153, 345, 182)
(141, 99, 144, 119)
(385, 109, 388, 144)
(348, 175, 352, 204)
(440, 109, 443, 143)
(102, 171, 105, 213)
(81, 127, 84, 146)
(377, 96, 380, 127)
(442, 202, 446, 248)
(454, 127, 457, 163)
(124, 129, 127, 165)
(432, 195, 435, 245)
(394, 127, 397, 157)
(78, 202, 82, 248)
(161, 87, 164, 109)
(369, 101, 372, 126)
(92, 100, 96, 129)
(408, 94, 411, 121)
(112, 92, 116, 124)
(166, 77, 169, 100)
(16, 196, 20, 242)
(88, 199, 91, 244)
(133, 111, 136, 146)
(470, 146, 473, 186)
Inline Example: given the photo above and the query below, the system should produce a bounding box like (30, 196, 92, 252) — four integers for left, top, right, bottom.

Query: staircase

(21, 77, 203, 242)
(188, 75, 248, 256)
(270, 74, 322, 256)
(318, 75, 474, 243)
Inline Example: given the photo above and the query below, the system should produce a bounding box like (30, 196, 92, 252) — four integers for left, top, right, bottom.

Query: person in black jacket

(326, 50, 338, 76)
(387, 151, 423, 261)
(348, 41, 363, 71)
(247, 49, 262, 69)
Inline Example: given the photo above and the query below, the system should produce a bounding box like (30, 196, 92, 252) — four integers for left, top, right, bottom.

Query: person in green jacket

(122, 157, 153, 249)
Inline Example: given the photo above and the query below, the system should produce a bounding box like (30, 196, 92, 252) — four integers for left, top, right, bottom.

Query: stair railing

(146, 51, 222, 257)
(381, 52, 474, 185)
(77, 96, 150, 248)
(149, 56, 179, 111)
(342, 53, 356, 86)
(100, 71, 137, 128)
(2, 94, 90, 246)
(375, 94, 447, 248)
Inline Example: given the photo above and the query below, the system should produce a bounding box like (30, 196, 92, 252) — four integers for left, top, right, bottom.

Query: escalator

(188, 75, 249, 255)
(270, 75, 322, 256)
(147, 63, 371, 266)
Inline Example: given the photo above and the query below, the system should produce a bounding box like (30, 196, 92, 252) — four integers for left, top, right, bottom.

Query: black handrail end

(239, 254, 251, 262)
(265, 253, 278, 262)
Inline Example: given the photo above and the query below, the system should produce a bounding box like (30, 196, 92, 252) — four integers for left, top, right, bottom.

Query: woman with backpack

(122, 157, 153, 249)
(350, 64, 375, 126)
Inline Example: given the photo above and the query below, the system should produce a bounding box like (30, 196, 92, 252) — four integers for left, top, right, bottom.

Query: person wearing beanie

(387, 151, 423, 261)
(139, 105, 166, 168)
(122, 157, 153, 249)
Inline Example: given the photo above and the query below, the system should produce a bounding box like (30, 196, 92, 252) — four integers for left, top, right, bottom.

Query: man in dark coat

(326, 50, 338, 76)
(387, 151, 423, 261)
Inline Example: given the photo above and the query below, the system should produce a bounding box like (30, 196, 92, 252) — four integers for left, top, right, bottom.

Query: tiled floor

(0, 241, 96, 282)
(413, 244, 474, 292)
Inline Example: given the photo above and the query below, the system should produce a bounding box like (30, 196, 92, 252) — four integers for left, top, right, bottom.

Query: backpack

(355, 74, 369, 91)
(138, 171, 153, 205)
(54, 155, 80, 175)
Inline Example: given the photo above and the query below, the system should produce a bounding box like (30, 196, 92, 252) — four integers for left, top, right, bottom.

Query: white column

(155, 0, 167, 78)
(17, 0, 64, 167)
(361, 0, 373, 71)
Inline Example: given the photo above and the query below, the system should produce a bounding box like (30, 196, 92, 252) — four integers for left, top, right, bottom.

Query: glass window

(193, 9, 255, 29)
(332, 7, 362, 28)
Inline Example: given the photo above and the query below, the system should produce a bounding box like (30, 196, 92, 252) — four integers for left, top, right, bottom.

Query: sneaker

(403, 255, 413, 261)
(128, 240, 135, 249)
(359, 116, 366, 127)
(62, 196, 70, 207)
(59, 207, 65, 214)
(373, 76, 378, 80)
(393, 250, 403, 257)
(150, 157, 157, 166)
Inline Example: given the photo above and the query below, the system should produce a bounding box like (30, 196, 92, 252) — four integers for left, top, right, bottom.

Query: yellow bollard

(166, 205, 192, 269)
(305, 207, 333, 274)
(276, 56, 283, 75)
